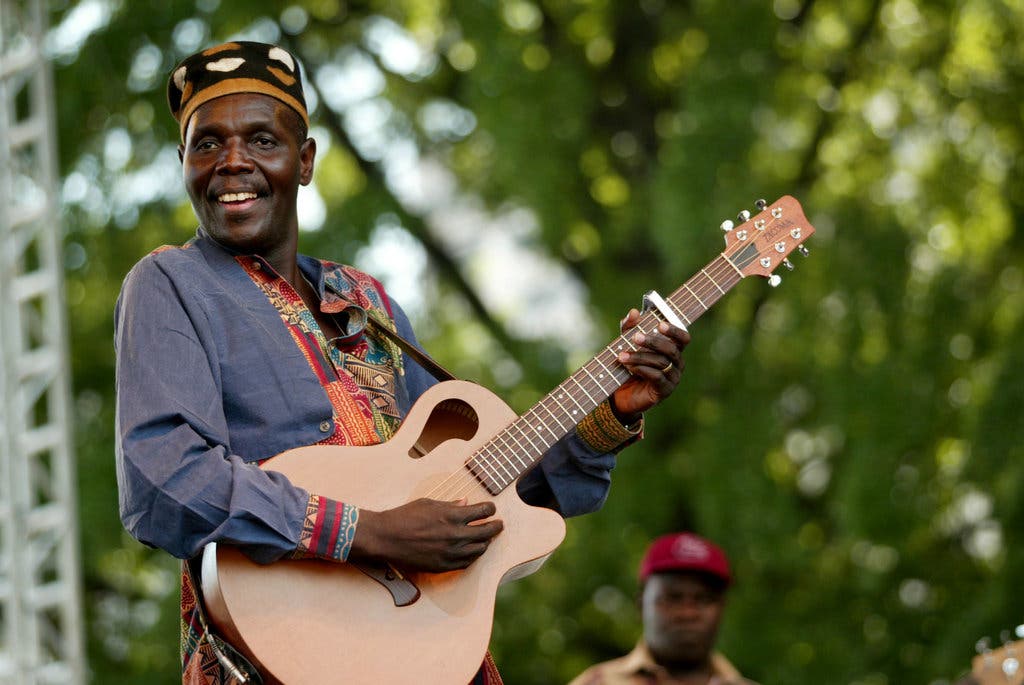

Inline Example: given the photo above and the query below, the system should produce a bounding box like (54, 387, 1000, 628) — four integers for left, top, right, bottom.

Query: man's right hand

(350, 498, 504, 572)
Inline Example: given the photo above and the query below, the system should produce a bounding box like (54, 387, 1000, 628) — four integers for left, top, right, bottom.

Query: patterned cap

(167, 41, 308, 141)
(638, 532, 732, 586)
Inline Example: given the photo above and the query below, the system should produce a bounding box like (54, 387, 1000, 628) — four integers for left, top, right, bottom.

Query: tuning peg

(737, 210, 751, 223)
(720, 219, 734, 232)
(754, 199, 767, 210)
(798, 244, 810, 257)
(768, 274, 782, 287)
(783, 259, 794, 271)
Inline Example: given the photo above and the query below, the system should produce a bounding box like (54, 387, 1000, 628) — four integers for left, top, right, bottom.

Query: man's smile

(218, 191, 259, 203)
(213, 190, 264, 215)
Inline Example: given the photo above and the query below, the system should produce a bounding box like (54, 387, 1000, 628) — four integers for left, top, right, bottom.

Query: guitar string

(418, 208, 796, 502)
(417, 255, 741, 503)
(444, 271, 748, 502)
(418, 246, 754, 502)
(421, 251, 750, 503)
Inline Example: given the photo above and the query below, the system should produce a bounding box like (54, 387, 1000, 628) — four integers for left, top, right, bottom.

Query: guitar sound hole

(408, 399, 479, 458)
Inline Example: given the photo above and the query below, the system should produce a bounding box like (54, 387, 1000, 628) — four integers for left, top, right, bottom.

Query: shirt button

(319, 420, 332, 433)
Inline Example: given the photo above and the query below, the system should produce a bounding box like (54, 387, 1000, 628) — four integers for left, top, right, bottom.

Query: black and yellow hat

(167, 41, 309, 141)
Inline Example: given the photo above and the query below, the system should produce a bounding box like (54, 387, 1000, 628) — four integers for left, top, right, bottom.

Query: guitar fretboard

(466, 253, 744, 495)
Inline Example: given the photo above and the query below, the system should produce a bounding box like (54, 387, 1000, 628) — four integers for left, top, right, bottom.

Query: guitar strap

(184, 556, 263, 684)
(366, 319, 458, 383)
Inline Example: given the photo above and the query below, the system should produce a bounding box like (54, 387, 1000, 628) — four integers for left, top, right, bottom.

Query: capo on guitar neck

(642, 290, 688, 332)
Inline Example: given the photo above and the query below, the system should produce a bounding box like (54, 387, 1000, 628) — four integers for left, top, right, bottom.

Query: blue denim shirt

(114, 231, 620, 563)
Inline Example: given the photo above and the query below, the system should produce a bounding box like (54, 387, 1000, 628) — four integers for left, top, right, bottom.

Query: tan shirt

(568, 643, 758, 685)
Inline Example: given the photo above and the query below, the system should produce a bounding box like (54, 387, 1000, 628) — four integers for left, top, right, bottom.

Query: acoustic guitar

(200, 196, 816, 683)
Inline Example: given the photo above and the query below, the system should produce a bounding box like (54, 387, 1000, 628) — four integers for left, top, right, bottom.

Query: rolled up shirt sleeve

(115, 256, 310, 563)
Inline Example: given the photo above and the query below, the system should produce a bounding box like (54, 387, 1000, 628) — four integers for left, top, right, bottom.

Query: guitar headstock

(972, 634, 1024, 685)
(721, 195, 816, 285)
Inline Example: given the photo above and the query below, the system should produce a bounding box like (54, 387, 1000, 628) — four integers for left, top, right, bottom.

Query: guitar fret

(548, 390, 572, 417)
(484, 444, 510, 474)
(701, 268, 726, 294)
(508, 425, 537, 466)
(682, 283, 706, 309)
(538, 396, 573, 433)
(475, 440, 508, 484)
(690, 277, 715, 307)
(579, 365, 605, 399)
(509, 423, 543, 463)
(490, 446, 517, 486)
(608, 336, 638, 358)
(524, 404, 562, 443)
(593, 354, 629, 388)
(557, 384, 589, 421)
(467, 452, 503, 494)
(568, 375, 597, 409)
(493, 430, 528, 479)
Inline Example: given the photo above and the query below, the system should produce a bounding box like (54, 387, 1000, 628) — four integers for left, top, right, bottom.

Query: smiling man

(113, 41, 691, 685)
(569, 533, 758, 685)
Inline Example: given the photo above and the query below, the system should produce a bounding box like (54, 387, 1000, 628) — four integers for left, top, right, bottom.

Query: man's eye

(254, 136, 275, 147)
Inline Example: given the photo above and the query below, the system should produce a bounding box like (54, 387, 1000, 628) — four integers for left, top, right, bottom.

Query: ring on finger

(661, 361, 674, 373)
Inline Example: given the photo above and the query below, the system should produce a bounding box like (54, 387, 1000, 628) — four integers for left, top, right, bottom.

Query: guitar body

(201, 380, 567, 684)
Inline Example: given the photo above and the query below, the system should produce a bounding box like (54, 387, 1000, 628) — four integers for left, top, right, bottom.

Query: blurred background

(2, 0, 1023, 683)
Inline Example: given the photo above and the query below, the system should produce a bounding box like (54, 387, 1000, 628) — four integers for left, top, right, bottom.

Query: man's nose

(217, 139, 254, 173)
(667, 598, 702, 619)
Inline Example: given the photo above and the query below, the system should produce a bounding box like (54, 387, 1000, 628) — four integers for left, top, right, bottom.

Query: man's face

(179, 93, 315, 259)
(641, 572, 725, 668)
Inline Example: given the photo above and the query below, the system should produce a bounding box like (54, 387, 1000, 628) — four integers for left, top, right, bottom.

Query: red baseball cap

(638, 532, 732, 586)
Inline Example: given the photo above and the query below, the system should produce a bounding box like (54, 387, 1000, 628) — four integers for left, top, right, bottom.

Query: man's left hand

(611, 308, 691, 424)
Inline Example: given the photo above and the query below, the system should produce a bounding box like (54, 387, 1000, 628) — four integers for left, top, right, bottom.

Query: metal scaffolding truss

(0, 0, 86, 683)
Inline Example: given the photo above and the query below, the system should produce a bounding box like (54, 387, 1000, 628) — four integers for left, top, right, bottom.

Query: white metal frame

(0, 1, 86, 683)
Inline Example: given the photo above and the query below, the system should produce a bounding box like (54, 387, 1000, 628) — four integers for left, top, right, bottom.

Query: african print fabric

(182, 257, 408, 683)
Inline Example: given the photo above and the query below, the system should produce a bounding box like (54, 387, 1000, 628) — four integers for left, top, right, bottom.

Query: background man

(569, 532, 758, 685)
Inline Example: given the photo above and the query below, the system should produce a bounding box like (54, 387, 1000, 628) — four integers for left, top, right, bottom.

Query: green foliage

(50, 0, 1024, 683)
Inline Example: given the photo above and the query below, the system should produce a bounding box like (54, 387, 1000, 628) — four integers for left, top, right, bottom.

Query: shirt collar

(296, 255, 370, 346)
(614, 642, 745, 683)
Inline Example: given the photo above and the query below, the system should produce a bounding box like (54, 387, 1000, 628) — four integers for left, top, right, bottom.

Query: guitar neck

(466, 254, 742, 495)
(465, 194, 816, 494)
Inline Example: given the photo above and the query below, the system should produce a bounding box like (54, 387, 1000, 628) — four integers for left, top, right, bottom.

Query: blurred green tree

(50, 0, 1024, 683)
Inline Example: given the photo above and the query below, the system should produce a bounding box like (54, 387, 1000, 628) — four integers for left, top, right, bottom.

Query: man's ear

(299, 137, 316, 186)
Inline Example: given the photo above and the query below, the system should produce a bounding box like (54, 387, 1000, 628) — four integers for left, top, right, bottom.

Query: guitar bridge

(354, 561, 421, 607)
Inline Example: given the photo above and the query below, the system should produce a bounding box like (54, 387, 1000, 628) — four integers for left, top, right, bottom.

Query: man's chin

(203, 223, 267, 251)
(651, 638, 710, 665)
